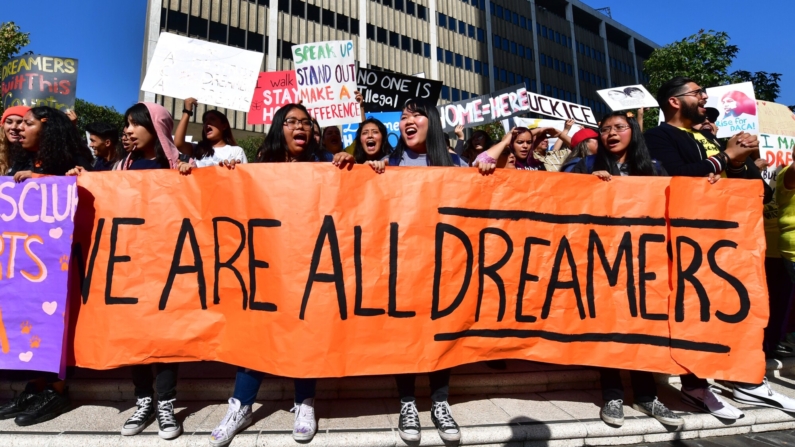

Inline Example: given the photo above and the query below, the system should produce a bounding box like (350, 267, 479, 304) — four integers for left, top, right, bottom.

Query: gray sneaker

(632, 398, 683, 427)
(600, 399, 624, 426)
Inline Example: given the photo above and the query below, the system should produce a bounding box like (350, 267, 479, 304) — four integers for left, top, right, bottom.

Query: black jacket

(7, 150, 93, 176)
(570, 154, 666, 176)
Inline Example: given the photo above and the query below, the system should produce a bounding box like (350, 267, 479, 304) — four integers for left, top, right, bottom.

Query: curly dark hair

(10, 107, 92, 175)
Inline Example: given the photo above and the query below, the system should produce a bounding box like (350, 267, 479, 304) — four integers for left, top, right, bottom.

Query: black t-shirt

(92, 157, 115, 172)
(129, 159, 166, 170)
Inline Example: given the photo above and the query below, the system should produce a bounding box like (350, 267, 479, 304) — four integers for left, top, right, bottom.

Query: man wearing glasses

(645, 77, 795, 419)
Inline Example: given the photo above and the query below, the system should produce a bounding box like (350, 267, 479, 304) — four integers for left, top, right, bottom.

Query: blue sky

(5, 0, 794, 111)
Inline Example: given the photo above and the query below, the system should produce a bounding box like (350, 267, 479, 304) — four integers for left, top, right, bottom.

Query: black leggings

(395, 369, 451, 403)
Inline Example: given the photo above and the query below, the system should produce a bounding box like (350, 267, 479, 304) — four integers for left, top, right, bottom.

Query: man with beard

(645, 77, 795, 419)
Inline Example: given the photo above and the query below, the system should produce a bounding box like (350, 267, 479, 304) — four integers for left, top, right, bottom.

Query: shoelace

(606, 399, 623, 412)
(128, 397, 153, 423)
(400, 401, 419, 427)
(158, 399, 177, 426)
(762, 378, 774, 397)
(213, 405, 244, 438)
(291, 403, 315, 425)
(432, 402, 456, 427)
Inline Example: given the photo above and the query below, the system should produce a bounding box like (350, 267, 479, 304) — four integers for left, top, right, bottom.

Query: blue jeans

(233, 368, 316, 406)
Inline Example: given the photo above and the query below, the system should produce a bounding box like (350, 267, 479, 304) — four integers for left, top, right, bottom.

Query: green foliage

(731, 70, 781, 102)
(73, 98, 125, 139)
(238, 136, 264, 162)
(0, 22, 29, 66)
(471, 121, 505, 142)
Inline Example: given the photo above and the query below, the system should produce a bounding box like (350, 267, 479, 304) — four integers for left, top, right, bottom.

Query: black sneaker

(156, 399, 183, 440)
(398, 399, 421, 442)
(14, 387, 70, 426)
(632, 398, 683, 426)
(0, 383, 39, 420)
(770, 343, 795, 359)
(600, 399, 624, 426)
(121, 396, 155, 436)
(431, 401, 460, 442)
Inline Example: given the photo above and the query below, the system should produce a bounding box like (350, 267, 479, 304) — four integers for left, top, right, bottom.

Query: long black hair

(194, 109, 237, 160)
(256, 104, 321, 163)
(594, 111, 655, 176)
(353, 118, 392, 163)
(393, 99, 453, 166)
(10, 106, 92, 175)
(461, 130, 493, 163)
(123, 103, 170, 168)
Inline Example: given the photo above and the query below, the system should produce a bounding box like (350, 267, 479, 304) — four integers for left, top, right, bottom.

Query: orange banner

(68, 165, 768, 383)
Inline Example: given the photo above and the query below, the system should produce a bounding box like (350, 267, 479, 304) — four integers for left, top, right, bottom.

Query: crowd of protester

(1, 75, 795, 446)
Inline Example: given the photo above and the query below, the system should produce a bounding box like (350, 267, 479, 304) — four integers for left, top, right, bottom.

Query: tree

(238, 136, 263, 162)
(73, 98, 125, 138)
(471, 121, 505, 142)
(0, 22, 29, 66)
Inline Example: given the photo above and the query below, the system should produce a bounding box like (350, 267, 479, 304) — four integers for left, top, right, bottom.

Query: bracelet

(182, 109, 193, 117)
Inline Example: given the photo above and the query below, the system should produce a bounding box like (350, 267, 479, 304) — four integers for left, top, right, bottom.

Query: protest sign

(2, 54, 78, 111)
(70, 166, 766, 383)
(438, 84, 597, 132)
(597, 84, 658, 111)
(356, 68, 443, 112)
(706, 82, 759, 138)
(0, 177, 76, 375)
(292, 40, 359, 126)
(141, 33, 263, 112)
(247, 70, 298, 125)
(341, 112, 401, 149)
(758, 133, 795, 190)
(757, 100, 795, 137)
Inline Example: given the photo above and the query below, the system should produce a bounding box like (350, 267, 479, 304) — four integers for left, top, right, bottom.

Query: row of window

(366, 24, 432, 58)
(373, 0, 428, 21)
(441, 86, 480, 102)
(579, 68, 607, 89)
(438, 13, 485, 42)
(539, 82, 575, 103)
(540, 53, 573, 76)
(610, 56, 635, 77)
(437, 47, 492, 78)
(536, 24, 573, 50)
(491, 3, 529, 29)
(459, 0, 487, 10)
(577, 41, 605, 63)
(492, 35, 534, 61)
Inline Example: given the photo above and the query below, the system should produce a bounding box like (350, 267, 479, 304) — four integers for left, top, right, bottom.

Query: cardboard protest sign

(2, 54, 78, 111)
(757, 100, 795, 137)
(706, 82, 759, 138)
(597, 84, 658, 111)
(141, 33, 264, 112)
(69, 167, 767, 383)
(247, 70, 298, 125)
(356, 68, 442, 112)
(758, 133, 795, 190)
(438, 84, 597, 132)
(292, 40, 359, 126)
(342, 112, 401, 149)
(0, 177, 76, 374)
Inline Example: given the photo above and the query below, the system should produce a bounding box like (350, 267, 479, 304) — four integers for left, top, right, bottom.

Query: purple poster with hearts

(0, 176, 76, 374)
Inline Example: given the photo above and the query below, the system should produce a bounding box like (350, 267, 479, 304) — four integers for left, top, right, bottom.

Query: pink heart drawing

(49, 227, 63, 239)
(18, 352, 33, 362)
(42, 302, 57, 316)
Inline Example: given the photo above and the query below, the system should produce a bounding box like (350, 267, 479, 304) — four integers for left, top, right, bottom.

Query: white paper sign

(759, 133, 795, 190)
(141, 33, 264, 112)
(597, 84, 658, 111)
(705, 82, 759, 138)
(292, 40, 359, 126)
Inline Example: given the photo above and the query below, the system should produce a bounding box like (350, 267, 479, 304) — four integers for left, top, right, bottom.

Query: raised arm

(175, 97, 197, 156)
(552, 119, 574, 151)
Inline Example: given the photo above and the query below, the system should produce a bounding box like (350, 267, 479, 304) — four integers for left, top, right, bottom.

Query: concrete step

(2, 358, 793, 403)
(1, 372, 795, 447)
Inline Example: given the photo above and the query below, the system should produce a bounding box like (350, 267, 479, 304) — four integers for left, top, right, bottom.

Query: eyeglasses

(599, 124, 631, 134)
(283, 118, 313, 130)
(674, 88, 707, 98)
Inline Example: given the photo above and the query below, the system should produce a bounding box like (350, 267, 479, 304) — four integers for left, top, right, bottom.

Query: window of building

(336, 14, 349, 32)
(448, 17, 456, 31)
(520, 16, 526, 28)
(465, 57, 472, 70)
(424, 43, 431, 57)
(474, 60, 481, 73)
(413, 38, 422, 55)
(367, 23, 375, 40)
(500, 69, 507, 82)
(377, 27, 387, 44)
(567, 64, 572, 76)
(459, 21, 466, 35)
(291, 0, 305, 15)
(209, 21, 226, 43)
(542, 26, 547, 38)
(452, 88, 460, 101)
(555, 32, 560, 44)
(417, 5, 427, 20)
(278, 0, 289, 13)
(401, 35, 411, 51)
(188, 16, 208, 38)
(445, 50, 453, 64)
(307, 4, 320, 23)
(438, 13, 446, 26)
(477, 28, 484, 41)
(493, 34, 501, 48)
(441, 86, 450, 100)
(501, 38, 508, 51)
(455, 53, 463, 68)
(508, 72, 515, 84)
(513, 12, 519, 24)
(540, 53, 546, 65)
(510, 41, 517, 54)
(462, 91, 469, 100)
(229, 26, 245, 48)
(389, 31, 400, 48)
(554, 59, 559, 71)
(518, 44, 524, 57)
(495, 5, 503, 18)
(437, 47, 443, 60)
(322, 9, 334, 27)
(468, 24, 475, 38)
(406, 0, 415, 15)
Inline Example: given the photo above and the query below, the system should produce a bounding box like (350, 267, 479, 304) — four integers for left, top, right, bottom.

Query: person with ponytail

(174, 98, 247, 168)
(209, 103, 354, 447)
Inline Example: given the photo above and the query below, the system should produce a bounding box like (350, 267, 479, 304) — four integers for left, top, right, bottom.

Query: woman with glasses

(570, 111, 683, 429)
(208, 104, 353, 447)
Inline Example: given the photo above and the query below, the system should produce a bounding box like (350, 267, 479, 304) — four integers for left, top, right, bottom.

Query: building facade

(141, 0, 658, 134)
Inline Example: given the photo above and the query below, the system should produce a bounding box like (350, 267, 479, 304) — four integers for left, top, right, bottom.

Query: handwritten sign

(356, 68, 442, 112)
(0, 177, 76, 375)
(759, 133, 795, 190)
(706, 82, 759, 138)
(141, 32, 264, 112)
(438, 85, 597, 132)
(292, 40, 359, 126)
(69, 167, 767, 384)
(342, 112, 402, 149)
(1, 54, 78, 111)
(597, 84, 658, 111)
(247, 71, 298, 125)
(757, 100, 795, 138)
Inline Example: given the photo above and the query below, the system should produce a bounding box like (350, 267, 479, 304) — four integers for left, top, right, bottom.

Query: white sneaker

(210, 398, 253, 447)
(733, 378, 795, 412)
(681, 386, 744, 420)
(291, 398, 317, 442)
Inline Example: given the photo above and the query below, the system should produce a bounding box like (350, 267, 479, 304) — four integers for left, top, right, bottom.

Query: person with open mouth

(1, 106, 31, 175)
(352, 117, 393, 166)
(174, 97, 247, 169)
